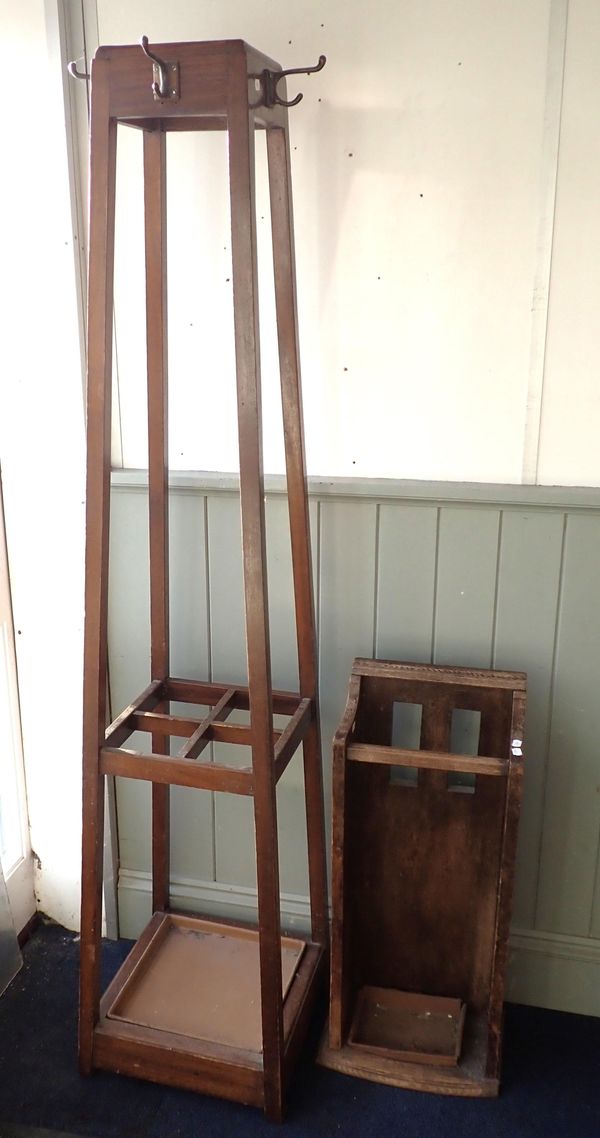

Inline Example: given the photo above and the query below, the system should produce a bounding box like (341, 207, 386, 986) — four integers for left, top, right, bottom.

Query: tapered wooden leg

(143, 127, 171, 912)
(228, 88, 284, 1122)
(79, 60, 117, 1074)
(266, 123, 329, 948)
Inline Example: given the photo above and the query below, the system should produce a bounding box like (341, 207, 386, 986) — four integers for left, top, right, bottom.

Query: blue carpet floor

(0, 922, 598, 1138)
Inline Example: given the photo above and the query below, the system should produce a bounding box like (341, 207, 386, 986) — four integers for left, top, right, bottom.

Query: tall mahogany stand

(79, 38, 328, 1122)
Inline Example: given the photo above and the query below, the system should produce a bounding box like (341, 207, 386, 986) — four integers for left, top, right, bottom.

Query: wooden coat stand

(319, 658, 526, 1096)
(78, 38, 328, 1122)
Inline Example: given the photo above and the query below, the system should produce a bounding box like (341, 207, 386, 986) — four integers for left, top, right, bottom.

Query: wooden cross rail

(179, 688, 238, 759)
(100, 746, 254, 794)
(347, 743, 508, 776)
(101, 680, 312, 792)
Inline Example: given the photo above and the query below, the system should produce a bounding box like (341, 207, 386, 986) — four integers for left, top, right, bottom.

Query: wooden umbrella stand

(318, 658, 526, 1096)
(77, 37, 328, 1122)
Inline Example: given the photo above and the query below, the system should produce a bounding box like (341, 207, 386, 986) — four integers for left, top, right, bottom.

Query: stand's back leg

(143, 126, 171, 913)
(266, 122, 329, 948)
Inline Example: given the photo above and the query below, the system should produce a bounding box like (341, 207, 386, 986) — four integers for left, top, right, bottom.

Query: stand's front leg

(228, 81, 284, 1121)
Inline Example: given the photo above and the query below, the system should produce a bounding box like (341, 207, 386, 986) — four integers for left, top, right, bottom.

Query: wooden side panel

(375, 504, 437, 662)
(208, 493, 256, 891)
(435, 509, 500, 668)
(207, 493, 247, 685)
(109, 489, 152, 878)
(108, 489, 151, 709)
(536, 514, 600, 935)
(267, 497, 311, 898)
(265, 495, 299, 691)
(168, 491, 213, 883)
(318, 501, 378, 807)
(493, 510, 564, 928)
(168, 492, 211, 682)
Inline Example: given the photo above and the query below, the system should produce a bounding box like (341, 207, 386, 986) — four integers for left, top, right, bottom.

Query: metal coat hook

(261, 54, 326, 108)
(68, 59, 90, 81)
(140, 35, 180, 101)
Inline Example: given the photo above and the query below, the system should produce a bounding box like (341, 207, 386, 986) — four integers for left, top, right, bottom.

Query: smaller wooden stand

(318, 658, 526, 1096)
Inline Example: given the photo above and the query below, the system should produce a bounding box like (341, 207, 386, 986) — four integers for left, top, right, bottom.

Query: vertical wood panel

(435, 508, 501, 668)
(265, 496, 299, 693)
(536, 515, 600, 935)
(168, 491, 210, 679)
(109, 490, 151, 875)
(207, 493, 255, 889)
(493, 510, 564, 928)
(108, 489, 150, 708)
(318, 500, 378, 810)
(265, 497, 317, 899)
(265, 495, 302, 896)
(375, 503, 437, 662)
(207, 493, 246, 685)
(168, 491, 214, 883)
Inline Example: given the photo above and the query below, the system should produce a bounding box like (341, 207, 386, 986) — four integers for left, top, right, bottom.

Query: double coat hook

(140, 35, 180, 101)
(261, 55, 326, 108)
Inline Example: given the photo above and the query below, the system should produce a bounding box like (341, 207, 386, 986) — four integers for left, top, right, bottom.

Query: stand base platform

(90, 911, 326, 1109)
(348, 986, 465, 1067)
(317, 1007, 499, 1097)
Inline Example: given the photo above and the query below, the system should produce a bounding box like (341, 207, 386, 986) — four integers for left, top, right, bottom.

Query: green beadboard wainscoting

(108, 471, 600, 1016)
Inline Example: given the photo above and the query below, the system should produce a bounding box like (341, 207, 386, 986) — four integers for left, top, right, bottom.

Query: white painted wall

(536, 0, 600, 485)
(94, 0, 599, 486)
(0, 0, 87, 929)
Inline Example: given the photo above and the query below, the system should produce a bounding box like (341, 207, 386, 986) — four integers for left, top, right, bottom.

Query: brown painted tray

(348, 986, 466, 1066)
(107, 913, 305, 1054)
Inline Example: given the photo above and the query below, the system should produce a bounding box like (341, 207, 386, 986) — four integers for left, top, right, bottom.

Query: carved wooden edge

(485, 689, 527, 1076)
(333, 671, 362, 755)
(328, 672, 362, 1048)
(352, 658, 527, 691)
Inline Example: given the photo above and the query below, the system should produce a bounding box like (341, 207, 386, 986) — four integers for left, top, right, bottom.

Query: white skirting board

(506, 928, 600, 1018)
(118, 869, 600, 1019)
